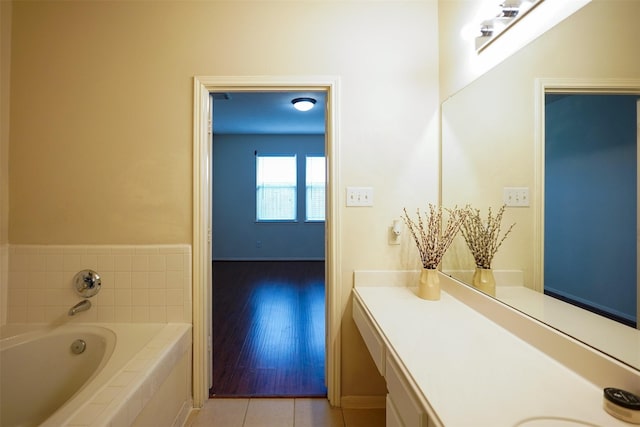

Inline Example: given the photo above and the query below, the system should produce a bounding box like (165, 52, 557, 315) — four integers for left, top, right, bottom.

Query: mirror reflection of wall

(544, 94, 638, 328)
(440, 0, 640, 370)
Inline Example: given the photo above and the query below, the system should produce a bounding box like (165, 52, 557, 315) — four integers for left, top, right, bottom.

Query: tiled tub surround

(6, 245, 192, 323)
(353, 271, 640, 426)
(1, 322, 192, 427)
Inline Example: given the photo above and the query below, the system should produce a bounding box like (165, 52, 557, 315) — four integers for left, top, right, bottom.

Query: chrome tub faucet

(68, 299, 91, 316)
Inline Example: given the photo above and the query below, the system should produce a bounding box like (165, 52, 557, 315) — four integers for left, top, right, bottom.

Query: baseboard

(212, 257, 325, 261)
(340, 395, 386, 409)
(179, 408, 200, 427)
(177, 402, 196, 427)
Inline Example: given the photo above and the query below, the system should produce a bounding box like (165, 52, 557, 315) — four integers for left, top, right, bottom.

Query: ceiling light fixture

(292, 97, 316, 112)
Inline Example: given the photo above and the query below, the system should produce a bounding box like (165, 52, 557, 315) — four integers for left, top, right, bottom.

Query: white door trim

(192, 76, 342, 407)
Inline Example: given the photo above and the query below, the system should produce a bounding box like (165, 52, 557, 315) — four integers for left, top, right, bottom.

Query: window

(306, 156, 326, 221)
(256, 155, 297, 221)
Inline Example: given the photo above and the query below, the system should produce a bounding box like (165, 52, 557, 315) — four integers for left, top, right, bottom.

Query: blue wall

(212, 134, 325, 260)
(545, 94, 638, 325)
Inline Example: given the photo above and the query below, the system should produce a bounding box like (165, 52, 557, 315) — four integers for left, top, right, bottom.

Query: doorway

(210, 91, 327, 397)
(534, 78, 640, 331)
(192, 76, 341, 408)
(544, 93, 638, 327)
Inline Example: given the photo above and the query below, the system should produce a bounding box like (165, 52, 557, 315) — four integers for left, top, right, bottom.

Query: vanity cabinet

(351, 274, 636, 427)
(353, 295, 432, 427)
(386, 354, 429, 427)
(352, 295, 386, 376)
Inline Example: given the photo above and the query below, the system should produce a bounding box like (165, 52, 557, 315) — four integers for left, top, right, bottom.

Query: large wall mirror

(441, 1, 640, 370)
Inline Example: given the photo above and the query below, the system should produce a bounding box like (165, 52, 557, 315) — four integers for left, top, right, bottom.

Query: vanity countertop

(496, 285, 640, 370)
(353, 284, 635, 426)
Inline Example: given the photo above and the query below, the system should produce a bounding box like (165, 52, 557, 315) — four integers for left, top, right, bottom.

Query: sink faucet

(68, 300, 91, 316)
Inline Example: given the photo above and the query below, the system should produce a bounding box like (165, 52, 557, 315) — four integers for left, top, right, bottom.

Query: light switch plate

(503, 187, 530, 207)
(346, 187, 374, 207)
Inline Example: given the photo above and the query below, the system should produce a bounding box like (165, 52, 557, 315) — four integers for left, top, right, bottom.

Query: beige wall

(439, 0, 640, 288)
(1, 0, 12, 325)
(1, 0, 9, 245)
(9, 1, 440, 246)
(8, 1, 440, 399)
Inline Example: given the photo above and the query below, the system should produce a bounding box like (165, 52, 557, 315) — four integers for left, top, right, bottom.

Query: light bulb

(292, 97, 316, 112)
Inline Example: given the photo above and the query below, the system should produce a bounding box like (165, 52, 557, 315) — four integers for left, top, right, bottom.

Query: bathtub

(0, 322, 192, 427)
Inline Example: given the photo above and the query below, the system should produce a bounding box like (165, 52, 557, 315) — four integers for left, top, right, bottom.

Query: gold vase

(417, 268, 440, 300)
(472, 267, 496, 296)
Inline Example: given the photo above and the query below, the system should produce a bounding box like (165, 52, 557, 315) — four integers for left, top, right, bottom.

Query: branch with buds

(402, 204, 467, 270)
(459, 205, 515, 269)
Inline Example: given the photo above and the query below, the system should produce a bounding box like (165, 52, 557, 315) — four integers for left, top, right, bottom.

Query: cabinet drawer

(386, 354, 427, 427)
(352, 297, 385, 376)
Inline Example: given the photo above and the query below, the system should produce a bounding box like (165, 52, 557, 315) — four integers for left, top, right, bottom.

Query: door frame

(192, 76, 342, 407)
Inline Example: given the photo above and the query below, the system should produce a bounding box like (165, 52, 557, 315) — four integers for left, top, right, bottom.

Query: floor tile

(188, 397, 385, 427)
(191, 398, 248, 427)
(342, 407, 386, 427)
(294, 398, 344, 427)
(243, 398, 294, 427)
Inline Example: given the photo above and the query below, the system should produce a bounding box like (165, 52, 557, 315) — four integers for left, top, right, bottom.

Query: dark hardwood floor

(210, 261, 327, 398)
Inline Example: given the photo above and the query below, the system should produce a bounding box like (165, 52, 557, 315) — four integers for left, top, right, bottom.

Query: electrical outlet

(346, 187, 374, 207)
(503, 187, 530, 207)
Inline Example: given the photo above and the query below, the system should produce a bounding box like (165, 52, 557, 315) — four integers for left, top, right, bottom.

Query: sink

(514, 417, 601, 427)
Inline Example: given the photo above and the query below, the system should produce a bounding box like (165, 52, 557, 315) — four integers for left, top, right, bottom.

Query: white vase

(417, 268, 440, 300)
(472, 267, 496, 296)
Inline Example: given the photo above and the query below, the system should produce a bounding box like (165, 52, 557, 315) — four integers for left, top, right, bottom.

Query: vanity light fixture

(475, 0, 542, 52)
(500, 2, 520, 18)
(292, 97, 316, 112)
(479, 20, 495, 38)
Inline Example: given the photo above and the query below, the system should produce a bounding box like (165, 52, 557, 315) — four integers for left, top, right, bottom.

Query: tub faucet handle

(73, 269, 101, 298)
(84, 275, 96, 287)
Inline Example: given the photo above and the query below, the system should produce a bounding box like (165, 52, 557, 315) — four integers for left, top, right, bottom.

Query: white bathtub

(0, 323, 192, 427)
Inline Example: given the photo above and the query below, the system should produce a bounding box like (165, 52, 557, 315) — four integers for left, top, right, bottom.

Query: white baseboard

(340, 395, 386, 409)
(212, 257, 325, 261)
(174, 399, 194, 427)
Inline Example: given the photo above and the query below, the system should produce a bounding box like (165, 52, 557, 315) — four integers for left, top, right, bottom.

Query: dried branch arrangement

(402, 204, 466, 269)
(460, 205, 515, 269)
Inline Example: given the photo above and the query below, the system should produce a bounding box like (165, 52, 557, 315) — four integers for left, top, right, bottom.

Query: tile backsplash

(6, 245, 192, 324)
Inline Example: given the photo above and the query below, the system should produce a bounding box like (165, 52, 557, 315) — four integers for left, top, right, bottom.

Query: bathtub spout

(68, 300, 91, 316)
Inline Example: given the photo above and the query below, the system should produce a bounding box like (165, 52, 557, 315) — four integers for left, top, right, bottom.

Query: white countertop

(354, 285, 635, 427)
(497, 285, 640, 370)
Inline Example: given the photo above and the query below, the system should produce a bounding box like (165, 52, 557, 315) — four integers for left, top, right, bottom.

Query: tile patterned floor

(186, 398, 385, 427)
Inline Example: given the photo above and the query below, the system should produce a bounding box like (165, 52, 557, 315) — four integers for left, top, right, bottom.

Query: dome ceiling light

(292, 97, 316, 112)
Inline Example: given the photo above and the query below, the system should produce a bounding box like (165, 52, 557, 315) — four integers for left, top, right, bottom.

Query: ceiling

(212, 91, 326, 135)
